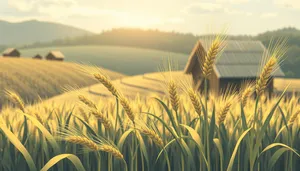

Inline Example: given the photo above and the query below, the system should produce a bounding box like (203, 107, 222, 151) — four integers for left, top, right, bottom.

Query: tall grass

(1, 38, 300, 171)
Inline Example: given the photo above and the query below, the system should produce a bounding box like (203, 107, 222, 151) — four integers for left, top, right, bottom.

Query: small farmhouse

(33, 54, 42, 59)
(184, 40, 285, 95)
(2, 48, 21, 57)
(45, 51, 64, 61)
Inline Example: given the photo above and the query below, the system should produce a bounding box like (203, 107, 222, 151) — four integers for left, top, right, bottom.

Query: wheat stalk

(218, 101, 232, 125)
(256, 57, 277, 96)
(187, 89, 202, 116)
(99, 144, 124, 159)
(202, 35, 226, 78)
(119, 96, 135, 124)
(93, 73, 119, 97)
(78, 95, 97, 109)
(140, 127, 163, 147)
(168, 80, 180, 112)
(240, 85, 253, 107)
(5, 90, 25, 113)
(289, 108, 300, 125)
(90, 110, 112, 129)
(34, 112, 43, 124)
(65, 136, 99, 151)
(78, 107, 89, 122)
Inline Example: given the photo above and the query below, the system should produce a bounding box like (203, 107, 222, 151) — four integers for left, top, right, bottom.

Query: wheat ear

(65, 136, 99, 151)
(168, 80, 180, 112)
(187, 89, 202, 116)
(256, 57, 277, 96)
(241, 86, 253, 107)
(218, 101, 232, 125)
(289, 109, 300, 125)
(93, 73, 119, 97)
(119, 96, 135, 124)
(140, 128, 163, 147)
(90, 110, 112, 129)
(78, 95, 97, 109)
(202, 36, 226, 78)
(99, 144, 124, 159)
(5, 90, 25, 113)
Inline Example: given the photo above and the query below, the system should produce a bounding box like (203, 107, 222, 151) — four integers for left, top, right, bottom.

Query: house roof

(184, 40, 285, 78)
(3, 48, 18, 55)
(48, 51, 65, 59)
(33, 54, 42, 58)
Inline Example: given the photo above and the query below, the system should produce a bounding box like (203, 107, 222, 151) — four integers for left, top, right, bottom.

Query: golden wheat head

(119, 96, 135, 124)
(65, 136, 99, 151)
(168, 80, 180, 112)
(90, 110, 112, 129)
(202, 34, 227, 78)
(5, 90, 25, 113)
(93, 73, 119, 97)
(78, 95, 97, 109)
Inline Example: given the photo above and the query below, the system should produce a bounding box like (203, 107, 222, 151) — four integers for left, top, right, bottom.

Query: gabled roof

(48, 51, 65, 59)
(3, 48, 18, 55)
(184, 40, 285, 78)
(33, 54, 42, 58)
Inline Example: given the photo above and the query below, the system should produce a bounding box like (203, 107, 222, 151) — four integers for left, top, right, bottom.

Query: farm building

(184, 40, 285, 95)
(45, 51, 64, 61)
(33, 54, 42, 59)
(2, 48, 21, 57)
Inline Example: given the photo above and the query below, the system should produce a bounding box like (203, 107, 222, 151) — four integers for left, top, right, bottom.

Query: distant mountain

(0, 20, 93, 45)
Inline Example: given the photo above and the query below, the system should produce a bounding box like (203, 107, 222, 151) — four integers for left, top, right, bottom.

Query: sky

(1, 0, 300, 35)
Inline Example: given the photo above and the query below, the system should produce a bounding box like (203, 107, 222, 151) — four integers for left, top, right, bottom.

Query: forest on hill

(20, 27, 300, 78)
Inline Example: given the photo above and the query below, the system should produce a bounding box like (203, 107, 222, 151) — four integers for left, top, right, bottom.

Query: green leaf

(0, 123, 37, 171)
(41, 154, 86, 171)
(226, 127, 252, 171)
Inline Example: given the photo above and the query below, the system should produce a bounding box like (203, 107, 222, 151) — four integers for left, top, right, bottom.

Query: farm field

(20, 45, 189, 75)
(0, 58, 124, 108)
(46, 71, 299, 105)
(1, 69, 300, 171)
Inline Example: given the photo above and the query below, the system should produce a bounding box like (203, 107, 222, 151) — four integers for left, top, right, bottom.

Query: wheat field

(1, 36, 300, 171)
(0, 58, 124, 109)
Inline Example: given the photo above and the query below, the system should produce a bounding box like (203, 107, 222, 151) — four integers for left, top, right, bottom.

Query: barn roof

(3, 48, 18, 55)
(48, 51, 65, 59)
(184, 40, 285, 78)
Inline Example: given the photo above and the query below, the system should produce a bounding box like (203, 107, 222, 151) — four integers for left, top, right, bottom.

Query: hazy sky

(1, 0, 300, 35)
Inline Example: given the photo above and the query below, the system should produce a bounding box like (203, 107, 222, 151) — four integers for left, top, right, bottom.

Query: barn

(45, 51, 64, 61)
(33, 54, 42, 59)
(184, 40, 285, 95)
(2, 48, 21, 57)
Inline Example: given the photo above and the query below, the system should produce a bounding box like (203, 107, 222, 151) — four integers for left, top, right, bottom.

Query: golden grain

(187, 89, 202, 116)
(5, 90, 25, 113)
(119, 96, 135, 124)
(99, 144, 123, 159)
(78, 95, 97, 109)
(256, 57, 277, 96)
(65, 136, 99, 151)
(93, 73, 119, 97)
(168, 80, 180, 112)
(90, 110, 112, 129)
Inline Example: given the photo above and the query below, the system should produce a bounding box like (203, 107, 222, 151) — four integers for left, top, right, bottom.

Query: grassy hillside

(0, 58, 124, 109)
(0, 20, 93, 45)
(20, 45, 189, 75)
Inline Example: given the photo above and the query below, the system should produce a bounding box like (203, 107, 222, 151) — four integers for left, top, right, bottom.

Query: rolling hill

(0, 20, 93, 45)
(23, 27, 300, 78)
(0, 58, 124, 109)
(20, 45, 189, 75)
